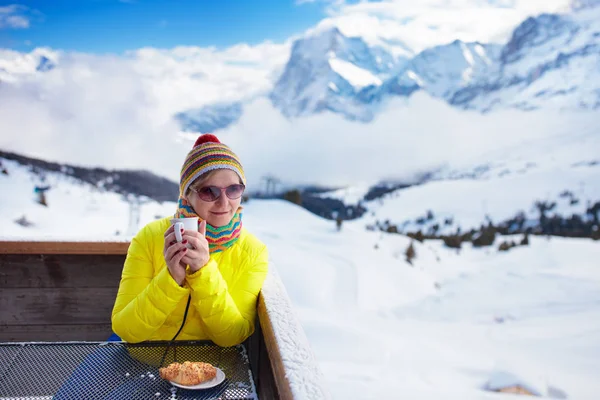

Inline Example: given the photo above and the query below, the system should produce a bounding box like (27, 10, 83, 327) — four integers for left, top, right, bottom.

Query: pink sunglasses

(191, 184, 245, 202)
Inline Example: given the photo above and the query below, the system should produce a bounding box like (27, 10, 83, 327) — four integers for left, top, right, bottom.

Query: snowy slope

(318, 110, 600, 235)
(2, 160, 599, 399)
(360, 164, 600, 236)
(328, 58, 382, 88)
(0, 158, 175, 239)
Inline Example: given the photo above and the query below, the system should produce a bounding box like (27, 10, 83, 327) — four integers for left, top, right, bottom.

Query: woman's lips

(210, 211, 229, 215)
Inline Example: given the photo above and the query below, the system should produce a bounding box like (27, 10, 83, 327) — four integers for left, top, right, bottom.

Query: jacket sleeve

(111, 224, 190, 343)
(186, 244, 268, 347)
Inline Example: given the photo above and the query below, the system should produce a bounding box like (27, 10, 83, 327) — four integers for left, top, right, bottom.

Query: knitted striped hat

(180, 134, 245, 196)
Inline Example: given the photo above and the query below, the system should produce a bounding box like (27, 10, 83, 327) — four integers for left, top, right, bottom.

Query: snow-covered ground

(1, 160, 599, 399)
(0, 158, 174, 239)
(360, 164, 600, 234)
(247, 201, 600, 400)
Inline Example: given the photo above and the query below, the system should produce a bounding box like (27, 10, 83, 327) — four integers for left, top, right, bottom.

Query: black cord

(160, 294, 192, 367)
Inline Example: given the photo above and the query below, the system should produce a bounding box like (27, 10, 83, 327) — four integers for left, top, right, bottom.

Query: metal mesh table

(0, 341, 257, 400)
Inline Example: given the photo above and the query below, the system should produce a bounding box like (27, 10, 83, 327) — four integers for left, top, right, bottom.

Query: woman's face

(186, 169, 243, 227)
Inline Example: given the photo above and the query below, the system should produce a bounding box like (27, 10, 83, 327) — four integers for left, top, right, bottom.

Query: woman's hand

(163, 225, 188, 286)
(181, 220, 210, 273)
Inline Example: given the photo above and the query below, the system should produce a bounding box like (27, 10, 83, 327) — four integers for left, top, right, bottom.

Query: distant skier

(34, 184, 51, 206)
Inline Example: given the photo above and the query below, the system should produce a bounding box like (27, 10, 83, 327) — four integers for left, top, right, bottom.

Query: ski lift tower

(261, 175, 281, 197)
(125, 194, 150, 236)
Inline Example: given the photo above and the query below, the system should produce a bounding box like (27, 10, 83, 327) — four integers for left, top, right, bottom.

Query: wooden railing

(0, 241, 130, 255)
(0, 240, 331, 400)
(0, 241, 127, 341)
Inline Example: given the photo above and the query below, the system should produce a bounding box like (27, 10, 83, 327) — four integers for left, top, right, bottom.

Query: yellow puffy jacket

(111, 217, 268, 347)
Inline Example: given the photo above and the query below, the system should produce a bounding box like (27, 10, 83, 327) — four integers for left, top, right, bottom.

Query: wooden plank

(0, 254, 125, 288)
(257, 293, 294, 400)
(257, 327, 280, 400)
(246, 317, 280, 399)
(0, 324, 113, 342)
(245, 322, 260, 390)
(0, 241, 130, 255)
(0, 244, 125, 342)
(0, 287, 118, 326)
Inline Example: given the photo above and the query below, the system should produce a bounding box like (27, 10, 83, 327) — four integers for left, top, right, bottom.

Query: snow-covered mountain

(571, 0, 600, 10)
(452, 7, 600, 111)
(270, 27, 401, 122)
(0, 48, 58, 83)
(358, 40, 502, 105)
(273, 5, 599, 120)
(174, 102, 244, 133)
(262, 5, 600, 122)
(216, 6, 599, 127)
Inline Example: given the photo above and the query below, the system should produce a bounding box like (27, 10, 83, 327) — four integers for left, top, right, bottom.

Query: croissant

(159, 361, 217, 386)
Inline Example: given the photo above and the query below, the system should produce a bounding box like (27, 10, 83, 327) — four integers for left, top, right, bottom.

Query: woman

(111, 133, 268, 347)
(53, 134, 266, 399)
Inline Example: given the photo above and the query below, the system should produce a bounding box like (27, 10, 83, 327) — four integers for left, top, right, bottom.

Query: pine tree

(405, 241, 416, 264)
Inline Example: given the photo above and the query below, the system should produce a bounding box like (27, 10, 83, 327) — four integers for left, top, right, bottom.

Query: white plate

(169, 367, 226, 390)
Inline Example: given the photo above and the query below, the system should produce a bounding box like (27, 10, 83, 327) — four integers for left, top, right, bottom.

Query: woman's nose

(215, 193, 227, 206)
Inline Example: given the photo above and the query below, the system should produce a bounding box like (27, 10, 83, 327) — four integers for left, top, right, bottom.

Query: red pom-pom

(193, 134, 220, 148)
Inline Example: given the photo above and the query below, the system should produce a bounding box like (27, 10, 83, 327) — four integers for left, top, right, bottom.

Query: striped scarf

(175, 198, 243, 254)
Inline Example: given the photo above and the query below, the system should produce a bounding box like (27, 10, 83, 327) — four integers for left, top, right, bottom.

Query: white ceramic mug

(170, 217, 199, 248)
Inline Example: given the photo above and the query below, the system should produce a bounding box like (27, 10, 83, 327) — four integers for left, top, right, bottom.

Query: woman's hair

(186, 170, 217, 197)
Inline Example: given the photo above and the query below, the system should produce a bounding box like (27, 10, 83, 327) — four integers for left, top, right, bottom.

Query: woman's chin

(207, 214, 231, 227)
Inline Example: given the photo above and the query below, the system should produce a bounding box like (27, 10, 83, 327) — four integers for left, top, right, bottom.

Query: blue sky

(0, 0, 339, 53)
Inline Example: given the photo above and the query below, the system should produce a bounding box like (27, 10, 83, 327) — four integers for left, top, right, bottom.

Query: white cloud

(8, 53, 575, 191)
(123, 41, 290, 118)
(0, 42, 290, 182)
(306, 0, 573, 55)
(0, 54, 185, 180)
(0, 4, 31, 29)
(220, 93, 594, 189)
